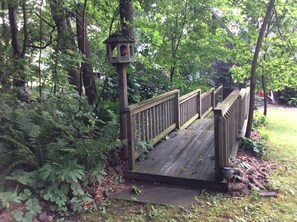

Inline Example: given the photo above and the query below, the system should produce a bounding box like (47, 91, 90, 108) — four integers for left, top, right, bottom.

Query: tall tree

(8, 0, 28, 93)
(245, 0, 275, 138)
(120, 0, 134, 38)
(76, 1, 97, 104)
(49, 0, 81, 93)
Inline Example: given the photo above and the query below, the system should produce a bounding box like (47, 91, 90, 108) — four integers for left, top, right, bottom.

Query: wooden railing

(125, 86, 223, 170)
(201, 90, 213, 117)
(125, 90, 179, 169)
(214, 86, 250, 180)
(214, 85, 223, 107)
(179, 89, 201, 129)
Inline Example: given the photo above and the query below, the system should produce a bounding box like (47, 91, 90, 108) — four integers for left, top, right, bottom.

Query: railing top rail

(201, 87, 215, 99)
(214, 89, 240, 116)
(179, 89, 201, 103)
(214, 85, 223, 93)
(239, 88, 246, 98)
(126, 89, 179, 115)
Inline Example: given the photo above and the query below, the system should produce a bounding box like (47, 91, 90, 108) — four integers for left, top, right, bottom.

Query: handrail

(214, 86, 250, 180)
(180, 89, 200, 103)
(201, 89, 213, 99)
(215, 90, 240, 117)
(126, 90, 179, 115)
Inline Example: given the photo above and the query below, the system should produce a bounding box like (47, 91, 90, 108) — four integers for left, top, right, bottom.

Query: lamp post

(104, 31, 135, 164)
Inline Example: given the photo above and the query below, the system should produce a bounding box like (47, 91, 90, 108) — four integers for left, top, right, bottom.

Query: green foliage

(227, 0, 297, 92)
(0, 93, 122, 173)
(288, 98, 297, 107)
(0, 191, 22, 209)
(240, 137, 267, 158)
(0, 92, 123, 213)
(280, 87, 297, 107)
(0, 189, 41, 222)
(253, 111, 267, 128)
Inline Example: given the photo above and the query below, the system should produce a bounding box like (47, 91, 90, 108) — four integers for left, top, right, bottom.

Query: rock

(259, 191, 277, 198)
(246, 168, 255, 175)
(231, 182, 246, 191)
(251, 177, 266, 190)
(248, 183, 260, 191)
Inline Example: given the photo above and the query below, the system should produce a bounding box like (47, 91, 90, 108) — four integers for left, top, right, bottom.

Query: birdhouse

(104, 31, 135, 64)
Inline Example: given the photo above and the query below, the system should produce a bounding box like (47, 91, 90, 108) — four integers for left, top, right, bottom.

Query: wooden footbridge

(122, 85, 250, 191)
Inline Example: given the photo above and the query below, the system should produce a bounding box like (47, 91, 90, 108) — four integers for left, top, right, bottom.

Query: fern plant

(0, 92, 124, 213)
(0, 93, 123, 173)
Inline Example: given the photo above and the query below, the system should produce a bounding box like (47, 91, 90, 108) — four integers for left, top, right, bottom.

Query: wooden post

(126, 109, 135, 170)
(175, 90, 180, 129)
(211, 88, 215, 110)
(198, 90, 202, 119)
(117, 64, 130, 164)
(214, 109, 224, 181)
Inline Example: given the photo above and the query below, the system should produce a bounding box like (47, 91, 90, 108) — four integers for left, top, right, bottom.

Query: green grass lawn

(82, 107, 297, 222)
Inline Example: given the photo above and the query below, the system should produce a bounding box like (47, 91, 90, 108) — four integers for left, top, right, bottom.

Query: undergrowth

(0, 92, 123, 220)
(240, 137, 267, 157)
(239, 110, 268, 157)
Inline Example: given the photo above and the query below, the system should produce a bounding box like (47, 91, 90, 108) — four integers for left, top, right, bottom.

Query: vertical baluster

(145, 110, 149, 141)
(198, 91, 201, 118)
(165, 100, 168, 128)
(169, 99, 172, 125)
(175, 91, 180, 129)
(158, 104, 161, 135)
(151, 107, 155, 139)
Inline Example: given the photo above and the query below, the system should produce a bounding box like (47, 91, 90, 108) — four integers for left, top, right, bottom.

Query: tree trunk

(76, 2, 97, 104)
(49, 0, 80, 93)
(8, 2, 25, 89)
(261, 74, 267, 116)
(245, 0, 275, 138)
(170, 61, 176, 81)
(119, 0, 134, 38)
(1, 1, 8, 45)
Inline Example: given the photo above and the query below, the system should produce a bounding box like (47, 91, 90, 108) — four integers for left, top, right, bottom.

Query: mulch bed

(228, 130, 277, 197)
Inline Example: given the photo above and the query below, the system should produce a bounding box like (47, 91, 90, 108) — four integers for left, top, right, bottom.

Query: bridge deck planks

(125, 112, 226, 191)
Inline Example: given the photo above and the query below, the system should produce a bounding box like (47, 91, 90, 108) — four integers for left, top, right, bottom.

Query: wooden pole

(117, 64, 129, 159)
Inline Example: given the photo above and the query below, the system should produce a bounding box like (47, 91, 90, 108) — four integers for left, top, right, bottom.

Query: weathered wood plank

(124, 171, 228, 192)
(134, 113, 216, 181)
(160, 130, 209, 176)
(177, 132, 214, 179)
(127, 90, 179, 115)
(165, 131, 213, 178)
(136, 129, 196, 173)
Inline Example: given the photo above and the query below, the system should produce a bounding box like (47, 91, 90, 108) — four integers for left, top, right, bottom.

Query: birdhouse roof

(104, 31, 135, 44)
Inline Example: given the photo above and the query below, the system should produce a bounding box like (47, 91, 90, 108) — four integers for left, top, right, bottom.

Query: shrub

(240, 137, 267, 158)
(0, 93, 124, 213)
(280, 87, 297, 107)
(253, 111, 267, 128)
